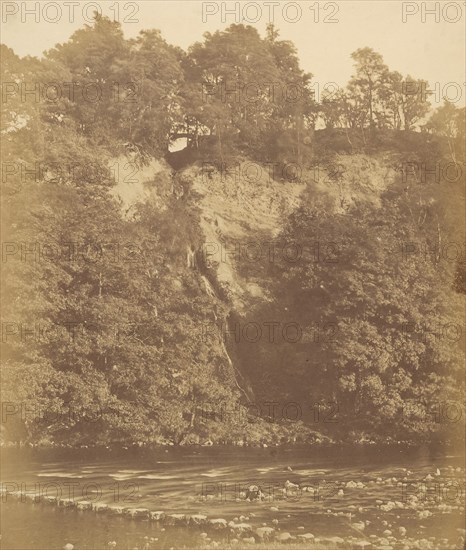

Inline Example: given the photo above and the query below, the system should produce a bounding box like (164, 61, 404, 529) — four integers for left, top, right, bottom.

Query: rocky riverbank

(2, 468, 465, 550)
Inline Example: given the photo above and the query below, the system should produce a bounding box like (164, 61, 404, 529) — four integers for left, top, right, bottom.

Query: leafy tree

(2, 23, 463, 447)
(251, 161, 464, 441)
(47, 15, 183, 158)
(111, 29, 185, 157)
(348, 47, 389, 129)
(400, 76, 431, 130)
(183, 25, 279, 159)
(426, 101, 465, 162)
(46, 14, 128, 148)
(263, 24, 315, 164)
(183, 24, 314, 164)
(377, 71, 404, 129)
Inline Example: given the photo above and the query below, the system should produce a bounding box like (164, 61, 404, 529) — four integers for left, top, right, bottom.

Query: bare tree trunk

(448, 139, 457, 163)
(436, 217, 442, 263)
(217, 124, 224, 165)
(345, 127, 354, 153)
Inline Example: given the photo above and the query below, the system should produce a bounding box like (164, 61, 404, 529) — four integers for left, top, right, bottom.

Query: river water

(1, 446, 464, 549)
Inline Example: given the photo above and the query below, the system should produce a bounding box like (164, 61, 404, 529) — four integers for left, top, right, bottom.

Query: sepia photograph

(0, 1, 465, 549)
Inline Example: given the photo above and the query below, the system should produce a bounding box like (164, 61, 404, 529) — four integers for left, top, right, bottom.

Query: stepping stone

(228, 522, 252, 532)
(59, 499, 76, 508)
(165, 513, 188, 525)
(93, 503, 108, 512)
(76, 501, 93, 511)
(327, 536, 346, 545)
(209, 518, 227, 529)
(255, 527, 274, 539)
(25, 493, 41, 503)
(107, 505, 126, 515)
(353, 542, 372, 548)
(190, 514, 207, 525)
(297, 533, 314, 540)
(125, 507, 150, 519)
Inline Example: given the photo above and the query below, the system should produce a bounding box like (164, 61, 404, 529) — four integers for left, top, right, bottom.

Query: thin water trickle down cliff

(105, 130, 465, 445)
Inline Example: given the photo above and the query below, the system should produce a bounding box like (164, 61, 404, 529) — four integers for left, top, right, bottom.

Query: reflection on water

(1, 446, 464, 549)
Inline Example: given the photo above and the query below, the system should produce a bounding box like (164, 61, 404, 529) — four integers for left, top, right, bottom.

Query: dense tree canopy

(1, 17, 464, 445)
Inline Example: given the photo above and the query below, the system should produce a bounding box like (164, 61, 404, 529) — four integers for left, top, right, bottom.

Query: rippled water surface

(1, 446, 464, 549)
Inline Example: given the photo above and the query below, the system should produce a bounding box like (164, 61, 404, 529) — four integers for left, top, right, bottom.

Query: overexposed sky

(1, 0, 465, 105)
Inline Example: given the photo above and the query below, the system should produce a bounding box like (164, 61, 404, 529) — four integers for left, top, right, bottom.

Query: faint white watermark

(402, 2, 464, 23)
(201, 1, 340, 24)
(1, 1, 140, 24)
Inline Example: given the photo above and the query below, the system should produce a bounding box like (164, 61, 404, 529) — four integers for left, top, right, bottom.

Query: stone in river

(59, 499, 76, 508)
(297, 533, 314, 540)
(327, 536, 345, 545)
(190, 514, 207, 525)
(277, 532, 293, 542)
(125, 508, 150, 519)
(76, 501, 92, 511)
(107, 505, 126, 515)
(209, 518, 227, 529)
(242, 537, 255, 544)
(165, 513, 187, 525)
(246, 485, 264, 501)
(228, 522, 252, 533)
(284, 480, 299, 490)
(255, 527, 274, 539)
(25, 493, 41, 503)
(150, 511, 165, 521)
(63, 545, 74, 550)
(93, 503, 108, 513)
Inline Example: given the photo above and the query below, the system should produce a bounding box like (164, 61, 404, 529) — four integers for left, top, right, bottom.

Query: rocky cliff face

(110, 148, 400, 405)
(180, 153, 398, 313)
